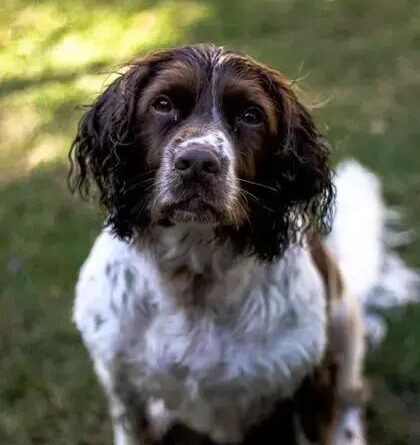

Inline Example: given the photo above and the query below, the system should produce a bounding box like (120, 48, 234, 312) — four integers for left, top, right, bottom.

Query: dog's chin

(155, 199, 224, 226)
(170, 208, 219, 224)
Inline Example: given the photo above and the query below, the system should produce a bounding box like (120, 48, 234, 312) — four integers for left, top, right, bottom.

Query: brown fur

(69, 44, 366, 444)
(155, 354, 338, 445)
(69, 44, 334, 260)
(151, 237, 365, 445)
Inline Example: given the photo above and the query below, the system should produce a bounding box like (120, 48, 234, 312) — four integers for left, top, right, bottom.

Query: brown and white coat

(70, 45, 369, 445)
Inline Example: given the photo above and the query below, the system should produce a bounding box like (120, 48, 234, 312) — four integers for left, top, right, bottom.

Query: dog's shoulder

(72, 229, 158, 360)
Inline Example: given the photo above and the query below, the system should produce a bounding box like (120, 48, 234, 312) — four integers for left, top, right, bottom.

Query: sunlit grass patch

(1, 0, 210, 182)
(0, 82, 85, 180)
(1, 0, 209, 79)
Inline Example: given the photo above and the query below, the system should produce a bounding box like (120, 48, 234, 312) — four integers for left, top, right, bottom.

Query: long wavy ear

(240, 68, 335, 260)
(68, 60, 155, 239)
(270, 71, 334, 223)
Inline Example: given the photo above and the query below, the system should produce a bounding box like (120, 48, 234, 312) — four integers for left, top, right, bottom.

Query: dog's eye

(240, 107, 263, 126)
(152, 96, 173, 114)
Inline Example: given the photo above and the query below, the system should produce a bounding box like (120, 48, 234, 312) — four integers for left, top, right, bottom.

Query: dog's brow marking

(211, 58, 221, 123)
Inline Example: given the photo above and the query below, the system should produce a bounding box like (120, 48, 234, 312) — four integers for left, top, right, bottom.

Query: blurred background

(1, 0, 420, 443)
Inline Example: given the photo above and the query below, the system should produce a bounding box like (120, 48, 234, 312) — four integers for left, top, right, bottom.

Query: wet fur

(69, 44, 334, 260)
(70, 45, 367, 445)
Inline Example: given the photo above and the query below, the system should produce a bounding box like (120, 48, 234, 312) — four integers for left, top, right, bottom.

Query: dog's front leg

(112, 419, 139, 445)
(109, 393, 152, 445)
(329, 292, 368, 445)
(93, 362, 152, 445)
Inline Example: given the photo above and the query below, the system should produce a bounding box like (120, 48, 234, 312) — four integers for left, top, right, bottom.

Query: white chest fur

(73, 228, 327, 441)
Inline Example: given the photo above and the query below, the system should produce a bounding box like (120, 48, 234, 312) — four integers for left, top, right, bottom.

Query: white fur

(74, 228, 326, 443)
(332, 407, 367, 445)
(327, 161, 384, 299)
(73, 159, 419, 444)
(327, 160, 420, 345)
(178, 131, 233, 160)
(325, 160, 419, 445)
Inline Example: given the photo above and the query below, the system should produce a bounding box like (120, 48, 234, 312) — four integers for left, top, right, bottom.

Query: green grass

(1, 0, 420, 443)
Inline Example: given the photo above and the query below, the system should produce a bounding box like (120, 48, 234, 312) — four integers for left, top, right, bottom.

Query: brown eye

(241, 107, 263, 125)
(152, 96, 173, 114)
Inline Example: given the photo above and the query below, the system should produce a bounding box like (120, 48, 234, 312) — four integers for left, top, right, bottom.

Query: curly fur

(68, 45, 376, 445)
(69, 44, 334, 260)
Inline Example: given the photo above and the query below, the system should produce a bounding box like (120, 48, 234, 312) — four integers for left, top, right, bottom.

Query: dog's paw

(332, 407, 367, 445)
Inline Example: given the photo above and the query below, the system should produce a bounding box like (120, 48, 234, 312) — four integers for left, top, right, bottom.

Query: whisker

(129, 169, 158, 180)
(238, 178, 278, 192)
(124, 178, 155, 193)
(240, 188, 260, 204)
(131, 193, 153, 216)
(228, 207, 239, 231)
(239, 189, 274, 213)
(234, 195, 252, 229)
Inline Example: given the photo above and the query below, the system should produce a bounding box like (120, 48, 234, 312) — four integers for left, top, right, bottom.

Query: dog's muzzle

(174, 144, 222, 182)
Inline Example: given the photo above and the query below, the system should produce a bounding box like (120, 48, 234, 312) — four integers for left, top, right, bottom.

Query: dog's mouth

(156, 197, 223, 225)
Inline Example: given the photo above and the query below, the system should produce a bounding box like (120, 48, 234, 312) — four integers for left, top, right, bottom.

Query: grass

(1, 0, 420, 443)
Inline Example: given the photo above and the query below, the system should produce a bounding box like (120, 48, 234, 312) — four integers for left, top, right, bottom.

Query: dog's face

(136, 49, 273, 226)
(70, 44, 333, 259)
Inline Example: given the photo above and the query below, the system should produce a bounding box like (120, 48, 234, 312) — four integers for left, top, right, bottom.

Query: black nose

(174, 147, 221, 177)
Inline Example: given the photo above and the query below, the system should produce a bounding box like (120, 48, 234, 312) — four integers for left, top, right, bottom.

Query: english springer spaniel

(70, 44, 416, 445)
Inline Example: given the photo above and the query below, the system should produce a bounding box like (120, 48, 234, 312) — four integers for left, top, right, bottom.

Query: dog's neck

(140, 223, 256, 307)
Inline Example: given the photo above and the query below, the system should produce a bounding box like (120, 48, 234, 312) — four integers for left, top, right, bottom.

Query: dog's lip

(175, 197, 215, 210)
(157, 197, 222, 224)
(163, 195, 218, 210)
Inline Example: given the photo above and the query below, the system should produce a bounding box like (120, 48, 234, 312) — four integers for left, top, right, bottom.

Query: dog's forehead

(156, 49, 277, 133)
(150, 48, 262, 94)
(139, 46, 278, 146)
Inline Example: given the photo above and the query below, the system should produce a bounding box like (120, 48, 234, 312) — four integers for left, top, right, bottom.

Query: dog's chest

(125, 279, 279, 403)
(122, 281, 302, 437)
(141, 314, 250, 406)
(75, 232, 327, 438)
(120, 255, 326, 412)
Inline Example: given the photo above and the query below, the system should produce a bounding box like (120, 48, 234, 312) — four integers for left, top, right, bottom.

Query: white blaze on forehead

(211, 61, 221, 124)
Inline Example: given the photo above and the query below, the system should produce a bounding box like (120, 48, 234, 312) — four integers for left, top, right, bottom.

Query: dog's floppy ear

(69, 67, 144, 197)
(270, 73, 334, 209)
(243, 68, 334, 260)
(68, 53, 165, 239)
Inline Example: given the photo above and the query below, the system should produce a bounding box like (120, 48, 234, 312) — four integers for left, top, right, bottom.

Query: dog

(69, 44, 376, 445)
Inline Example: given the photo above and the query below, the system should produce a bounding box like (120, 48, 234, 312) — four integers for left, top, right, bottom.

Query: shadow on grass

(0, 61, 110, 98)
(0, 165, 109, 445)
(366, 305, 420, 445)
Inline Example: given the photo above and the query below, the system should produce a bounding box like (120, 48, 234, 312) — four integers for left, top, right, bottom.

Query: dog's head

(69, 44, 334, 260)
